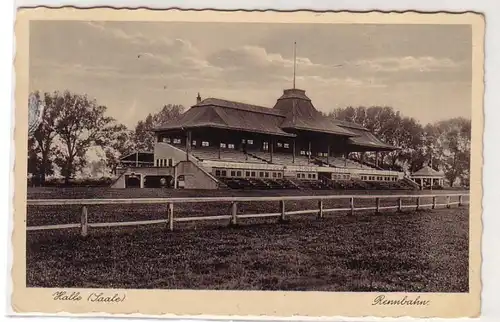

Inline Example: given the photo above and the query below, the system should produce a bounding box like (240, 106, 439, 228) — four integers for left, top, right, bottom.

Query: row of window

(296, 173, 317, 179)
(214, 168, 283, 179)
(155, 158, 174, 167)
(161, 137, 345, 157)
(361, 175, 398, 182)
(332, 174, 351, 180)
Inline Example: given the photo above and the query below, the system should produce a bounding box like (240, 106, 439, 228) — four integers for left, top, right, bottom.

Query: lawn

(26, 187, 469, 292)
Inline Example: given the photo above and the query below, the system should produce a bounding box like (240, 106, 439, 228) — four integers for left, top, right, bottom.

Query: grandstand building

(113, 87, 415, 190)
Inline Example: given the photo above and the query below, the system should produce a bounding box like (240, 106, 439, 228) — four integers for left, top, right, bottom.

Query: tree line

(28, 90, 184, 185)
(328, 106, 471, 186)
(28, 91, 470, 187)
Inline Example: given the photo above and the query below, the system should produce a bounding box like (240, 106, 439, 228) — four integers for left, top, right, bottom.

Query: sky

(29, 21, 472, 129)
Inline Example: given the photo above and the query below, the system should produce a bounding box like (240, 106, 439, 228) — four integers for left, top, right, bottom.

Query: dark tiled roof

(274, 89, 356, 137)
(331, 119, 368, 131)
(412, 166, 445, 177)
(196, 98, 283, 116)
(342, 127, 397, 150)
(154, 104, 295, 137)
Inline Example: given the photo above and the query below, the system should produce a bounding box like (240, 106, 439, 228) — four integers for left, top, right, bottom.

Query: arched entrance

(125, 174, 141, 188)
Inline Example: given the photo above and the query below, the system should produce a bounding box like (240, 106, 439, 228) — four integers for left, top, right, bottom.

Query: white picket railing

(26, 193, 469, 235)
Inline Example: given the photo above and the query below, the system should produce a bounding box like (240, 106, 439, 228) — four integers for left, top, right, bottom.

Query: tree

(103, 125, 135, 175)
(133, 104, 184, 151)
(52, 91, 125, 184)
(425, 118, 471, 187)
(27, 91, 60, 184)
(328, 106, 425, 171)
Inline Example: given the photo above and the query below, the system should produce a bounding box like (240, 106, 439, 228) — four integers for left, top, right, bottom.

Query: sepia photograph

(12, 8, 484, 318)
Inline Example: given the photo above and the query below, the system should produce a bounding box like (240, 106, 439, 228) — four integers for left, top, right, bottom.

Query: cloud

(352, 56, 463, 72)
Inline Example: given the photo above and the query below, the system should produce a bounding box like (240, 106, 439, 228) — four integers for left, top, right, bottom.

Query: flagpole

(293, 41, 297, 89)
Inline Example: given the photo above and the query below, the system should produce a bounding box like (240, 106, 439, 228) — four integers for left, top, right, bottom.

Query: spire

(293, 41, 297, 89)
(196, 92, 201, 104)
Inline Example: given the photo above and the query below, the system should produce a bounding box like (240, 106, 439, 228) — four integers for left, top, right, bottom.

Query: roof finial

(293, 41, 297, 89)
(196, 92, 201, 104)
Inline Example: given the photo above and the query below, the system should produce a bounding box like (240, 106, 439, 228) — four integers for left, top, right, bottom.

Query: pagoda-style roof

(412, 165, 445, 177)
(273, 89, 356, 137)
(152, 88, 398, 151)
(154, 98, 295, 137)
(332, 123, 397, 151)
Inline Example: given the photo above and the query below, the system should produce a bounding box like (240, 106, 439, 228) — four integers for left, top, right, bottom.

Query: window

(265, 172, 269, 178)
(202, 141, 209, 147)
(162, 137, 171, 143)
(251, 171, 256, 177)
(300, 150, 306, 155)
(173, 138, 181, 144)
(278, 173, 282, 178)
(230, 171, 236, 177)
(236, 171, 242, 177)
(191, 140, 197, 146)
(297, 174, 301, 179)
(168, 159, 173, 167)
(259, 172, 264, 177)
(228, 144, 235, 149)
(312, 174, 316, 179)
(245, 171, 250, 177)
(277, 142, 283, 148)
(221, 170, 227, 177)
(263, 142, 269, 151)
(308, 173, 312, 179)
(215, 170, 221, 176)
(220, 143, 227, 148)
(272, 172, 277, 178)
(284, 143, 289, 149)
(302, 173, 306, 178)
(241, 139, 246, 143)
(247, 139, 254, 145)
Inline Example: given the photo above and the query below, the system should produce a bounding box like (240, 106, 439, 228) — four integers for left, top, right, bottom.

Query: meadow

(26, 187, 469, 292)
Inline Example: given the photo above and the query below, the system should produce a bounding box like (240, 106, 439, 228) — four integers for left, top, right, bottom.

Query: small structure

(411, 165, 445, 189)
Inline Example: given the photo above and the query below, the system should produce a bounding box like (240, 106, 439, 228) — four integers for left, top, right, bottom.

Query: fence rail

(26, 193, 469, 235)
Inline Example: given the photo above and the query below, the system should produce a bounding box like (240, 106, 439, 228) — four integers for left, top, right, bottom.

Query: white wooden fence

(26, 193, 469, 236)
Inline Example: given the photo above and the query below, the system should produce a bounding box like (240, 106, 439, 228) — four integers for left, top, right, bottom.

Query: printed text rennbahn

(372, 295, 430, 306)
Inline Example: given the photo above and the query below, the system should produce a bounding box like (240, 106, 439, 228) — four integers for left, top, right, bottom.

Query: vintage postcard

(11, 7, 484, 318)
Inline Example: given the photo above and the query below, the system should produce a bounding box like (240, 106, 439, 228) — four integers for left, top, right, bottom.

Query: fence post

(350, 197, 354, 216)
(168, 202, 174, 231)
(459, 195, 463, 206)
(231, 202, 238, 225)
(432, 196, 436, 209)
(80, 206, 88, 237)
(375, 198, 380, 214)
(280, 200, 286, 222)
(318, 200, 324, 219)
(398, 198, 402, 212)
(446, 196, 451, 209)
(416, 197, 420, 211)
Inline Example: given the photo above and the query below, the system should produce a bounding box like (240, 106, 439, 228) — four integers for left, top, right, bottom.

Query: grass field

(26, 187, 469, 292)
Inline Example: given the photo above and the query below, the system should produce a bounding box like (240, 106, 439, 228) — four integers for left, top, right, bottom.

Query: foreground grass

(27, 207, 469, 292)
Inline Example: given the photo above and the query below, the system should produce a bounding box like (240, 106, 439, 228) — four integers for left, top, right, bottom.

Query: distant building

(411, 165, 445, 189)
(113, 88, 403, 189)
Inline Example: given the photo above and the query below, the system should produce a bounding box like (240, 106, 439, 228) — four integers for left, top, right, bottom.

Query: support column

(270, 137, 274, 163)
(173, 166, 178, 189)
(185, 130, 192, 161)
(218, 138, 221, 159)
(375, 151, 379, 167)
(308, 141, 311, 164)
(327, 145, 330, 165)
(135, 151, 139, 167)
(292, 139, 296, 164)
(140, 174, 144, 188)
